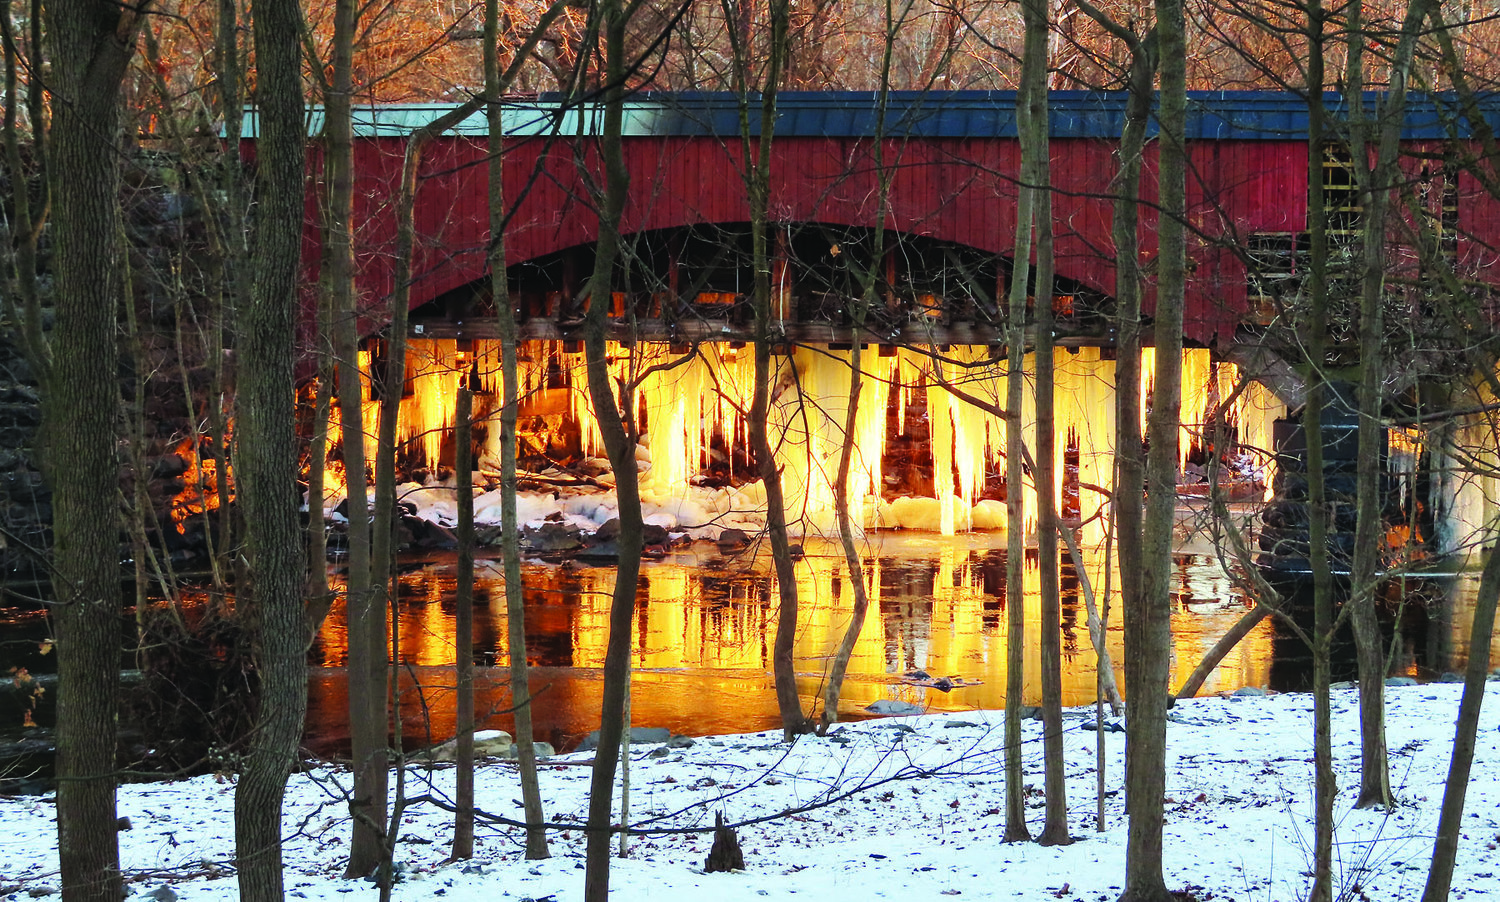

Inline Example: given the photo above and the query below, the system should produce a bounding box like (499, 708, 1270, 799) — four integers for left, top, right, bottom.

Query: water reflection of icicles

(312, 536, 1284, 706)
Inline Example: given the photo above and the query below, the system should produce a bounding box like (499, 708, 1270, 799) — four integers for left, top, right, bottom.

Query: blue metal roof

(243, 91, 1500, 141)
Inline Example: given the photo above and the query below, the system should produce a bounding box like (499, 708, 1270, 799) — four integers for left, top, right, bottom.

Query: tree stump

(704, 812, 744, 873)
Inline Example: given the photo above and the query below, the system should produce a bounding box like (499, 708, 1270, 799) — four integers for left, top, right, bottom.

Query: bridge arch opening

(414, 223, 1116, 342)
(336, 225, 1288, 542)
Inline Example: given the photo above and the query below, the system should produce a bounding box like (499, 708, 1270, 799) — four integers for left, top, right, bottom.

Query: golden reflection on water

(308, 533, 1280, 751)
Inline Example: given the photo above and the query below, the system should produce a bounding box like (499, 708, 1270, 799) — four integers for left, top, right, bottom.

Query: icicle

(382, 340, 1290, 542)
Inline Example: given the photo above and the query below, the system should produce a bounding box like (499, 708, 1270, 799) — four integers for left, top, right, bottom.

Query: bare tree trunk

(0, 0, 44, 371)
(1002, 6, 1039, 841)
(728, 0, 806, 741)
(43, 4, 145, 900)
(1120, 0, 1183, 893)
(367, 142, 412, 901)
(1096, 511, 1115, 831)
(581, 3, 643, 896)
(618, 667, 632, 858)
(1076, 20, 1157, 833)
(1347, 0, 1432, 811)
(1305, 48, 1337, 902)
(1058, 523, 1123, 714)
(822, 341, 872, 733)
(1421, 537, 1500, 901)
(323, 0, 386, 876)
(233, 2, 306, 897)
(487, 0, 551, 855)
(1021, 0, 1068, 844)
(307, 369, 333, 599)
(208, 0, 247, 593)
(1175, 606, 1274, 700)
(821, 0, 898, 734)
(452, 388, 476, 860)
(1344, 0, 1393, 813)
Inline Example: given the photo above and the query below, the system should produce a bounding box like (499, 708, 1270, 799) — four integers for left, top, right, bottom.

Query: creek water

(301, 526, 1496, 756)
(2, 523, 1492, 760)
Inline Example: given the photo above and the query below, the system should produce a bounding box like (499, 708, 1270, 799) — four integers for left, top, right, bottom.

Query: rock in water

(865, 699, 924, 716)
(704, 811, 745, 873)
(716, 528, 750, 551)
(525, 521, 583, 552)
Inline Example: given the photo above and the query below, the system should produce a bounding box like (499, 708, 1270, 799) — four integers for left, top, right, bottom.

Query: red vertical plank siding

(312, 126, 1500, 347)
(1455, 141, 1500, 278)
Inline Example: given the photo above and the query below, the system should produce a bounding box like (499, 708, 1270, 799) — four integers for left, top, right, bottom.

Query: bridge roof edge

(239, 91, 1500, 141)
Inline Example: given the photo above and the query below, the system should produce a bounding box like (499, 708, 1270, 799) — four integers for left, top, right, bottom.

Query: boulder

(577, 457, 612, 477)
(500, 740, 555, 760)
(716, 528, 750, 551)
(576, 726, 674, 751)
(525, 520, 583, 552)
(1082, 719, 1126, 733)
(865, 699, 923, 716)
(1385, 676, 1418, 687)
(424, 729, 514, 762)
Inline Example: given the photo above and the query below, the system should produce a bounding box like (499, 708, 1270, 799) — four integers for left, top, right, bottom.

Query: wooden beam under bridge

(407, 317, 1140, 349)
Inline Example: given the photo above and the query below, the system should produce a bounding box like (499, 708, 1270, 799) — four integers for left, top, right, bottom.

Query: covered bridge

(262, 90, 1500, 352)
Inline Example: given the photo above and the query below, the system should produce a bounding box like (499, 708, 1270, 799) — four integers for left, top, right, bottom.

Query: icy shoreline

(4, 681, 1498, 901)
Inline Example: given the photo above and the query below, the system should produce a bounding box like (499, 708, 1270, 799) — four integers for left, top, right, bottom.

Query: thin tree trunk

(308, 371, 333, 599)
(1073, 0, 1155, 854)
(1347, 0, 1432, 811)
(367, 168, 411, 897)
(233, 1, 306, 896)
(822, 341, 872, 733)
(821, 0, 897, 733)
(733, 0, 806, 741)
(618, 667, 632, 857)
(1022, 0, 1068, 842)
(487, 0, 551, 854)
(1001, 19, 1038, 842)
(581, 3, 644, 896)
(452, 388, 476, 860)
(1421, 538, 1500, 901)
(1305, 49, 1337, 902)
(324, 0, 385, 875)
(44, 4, 145, 900)
(1096, 506, 1116, 831)
(1175, 606, 1274, 700)
(1120, 0, 1183, 892)
(1344, 0, 1394, 812)
(1058, 523, 1123, 714)
(0, 0, 44, 371)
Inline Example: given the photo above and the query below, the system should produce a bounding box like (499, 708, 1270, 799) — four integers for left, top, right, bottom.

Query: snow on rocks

(4, 683, 1497, 902)
(323, 464, 1022, 556)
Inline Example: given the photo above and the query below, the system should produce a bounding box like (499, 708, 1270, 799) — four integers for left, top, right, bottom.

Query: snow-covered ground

(4, 681, 1499, 901)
